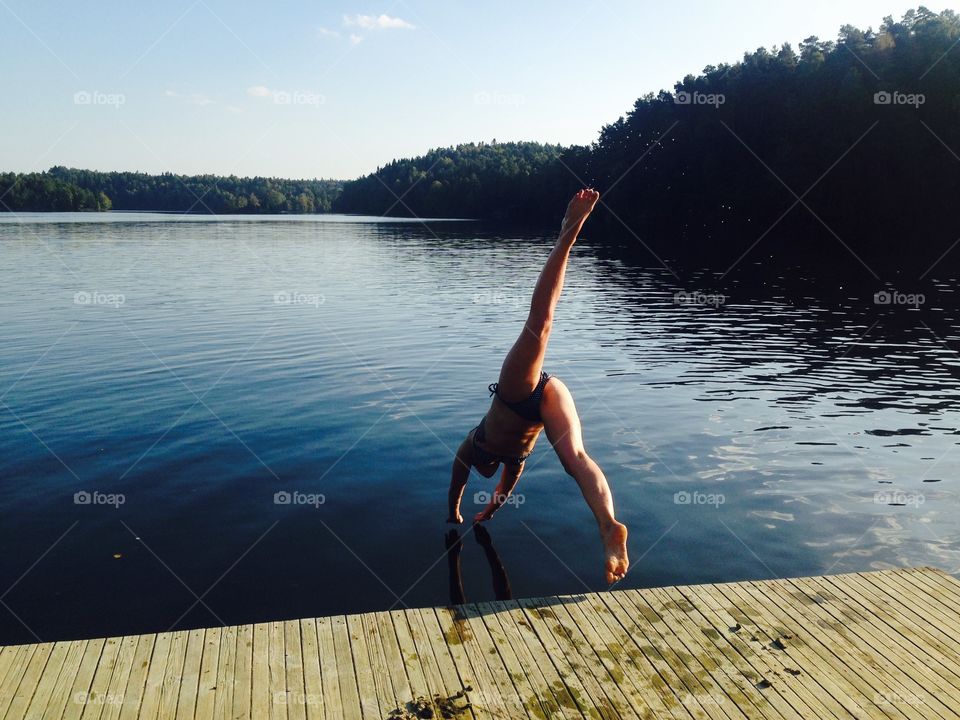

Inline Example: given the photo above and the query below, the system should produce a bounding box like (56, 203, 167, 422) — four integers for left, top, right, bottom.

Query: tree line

(335, 7, 960, 273)
(0, 167, 342, 214)
(3, 7, 959, 272)
(332, 141, 589, 221)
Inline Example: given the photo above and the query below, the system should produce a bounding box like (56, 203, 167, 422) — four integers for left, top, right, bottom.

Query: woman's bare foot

(561, 188, 600, 236)
(602, 521, 629, 585)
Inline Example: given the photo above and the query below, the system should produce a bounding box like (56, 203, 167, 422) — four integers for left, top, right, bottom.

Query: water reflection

(445, 525, 512, 605)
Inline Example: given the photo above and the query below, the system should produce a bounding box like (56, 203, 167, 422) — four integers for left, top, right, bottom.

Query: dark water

(1, 213, 958, 645)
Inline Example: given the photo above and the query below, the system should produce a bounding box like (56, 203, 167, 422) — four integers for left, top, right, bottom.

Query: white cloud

(349, 33, 363, 45)
(243, 86, 326, 107)
(343, 13, 415, 30)
(317, 26, 339, 38)
(165, 89, 214, 106)
(225, 105, 242, 114)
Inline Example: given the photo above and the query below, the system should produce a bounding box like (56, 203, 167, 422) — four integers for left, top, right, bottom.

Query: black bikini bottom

(488, 371, 551, 422)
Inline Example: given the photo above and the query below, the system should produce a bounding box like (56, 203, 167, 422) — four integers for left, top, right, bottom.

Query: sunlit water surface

(1, 213, 957, 643)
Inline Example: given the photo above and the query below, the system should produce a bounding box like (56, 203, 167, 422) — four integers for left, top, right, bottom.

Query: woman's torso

(475, 397, 545, 458)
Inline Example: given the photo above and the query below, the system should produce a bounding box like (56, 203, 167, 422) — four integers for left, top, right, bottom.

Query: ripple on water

(0, 217, 958, 643)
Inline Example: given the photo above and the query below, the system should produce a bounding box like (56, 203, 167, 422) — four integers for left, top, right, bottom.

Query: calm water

(1, 213, 958, 645)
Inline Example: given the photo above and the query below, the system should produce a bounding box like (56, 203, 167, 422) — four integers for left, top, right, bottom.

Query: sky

(0, 0, 933, 180)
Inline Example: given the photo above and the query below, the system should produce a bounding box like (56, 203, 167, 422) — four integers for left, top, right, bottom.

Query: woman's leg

(540, 377, 629, 584)
(496, 189, 599, 401)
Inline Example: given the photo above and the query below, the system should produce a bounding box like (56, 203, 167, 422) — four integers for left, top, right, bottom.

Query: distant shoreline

(0, 210, 477, 223)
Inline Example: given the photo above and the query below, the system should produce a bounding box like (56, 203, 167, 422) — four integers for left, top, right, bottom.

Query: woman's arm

(474, 464, 524, 522)
(446, 439, 472, 523)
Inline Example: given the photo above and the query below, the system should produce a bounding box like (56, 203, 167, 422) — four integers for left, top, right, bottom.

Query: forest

(3, 8, 959, 271)
(335, 7, 960, 273)
(0, 167, 342, 214)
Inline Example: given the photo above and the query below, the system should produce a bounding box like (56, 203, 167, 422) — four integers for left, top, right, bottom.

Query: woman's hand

(446, 512, 464, 524)
(473, 507, 496, 523)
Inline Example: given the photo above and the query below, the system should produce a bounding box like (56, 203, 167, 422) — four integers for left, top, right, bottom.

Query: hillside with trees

(0, 168, 342, 214)
(335, 7, 960, 272)
(579, 6, 960, 272)
(0, 171, 113, 212)
(332, 141, 589, 220)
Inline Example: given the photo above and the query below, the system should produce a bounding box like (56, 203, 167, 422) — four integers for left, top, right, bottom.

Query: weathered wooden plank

(175, 628, 206, 720)
(408, 607, 478, 719)
(484, 600, 582, 720)
(894, 569, 960, 616)
(682, 582, 854, 720)
(433, 605, 512, 719)
(251, 623, 271, 719)
(16, 640, 71, 719)
(641, 585, 778, 720)
(0, 644, 44, 719)
(0, 647, 22, 693)
(462, 602, 539, 720)
(79, 635, 121, 720)
(807, 574, 960, 706)
(62, 639, 107, 720)
(133, 631, 173, 720)
(517, 597, 615, 720)
(97, 634, 138, 720)
(267, 621, 287, 720)
(556, 595, 650, 719)
(388, 610, 428, 699)
(115, 634, 156, 720)
(329, 615, 362, 720)
(372, 610, 412, 714)
(195, 627, 222, 720)
(315, 616, 342, 719)
(234, 624, 255, 720)
(857, 572, 960, 657)
(672, 583, 830, 720)
(212, 624, 237, 720)
(283, 620, 306, 720)
(157, 631, 188, 720)
(0, 646, 35, 717)
(776, 576, 954, 720)
(714, 579, 894, 720)
(475, 601, 549, 719)
(359, 612, 397, 716)
(599, 590, 714, 720)
(756, 578, 931, 720)
(504, 599, 593, 719)
(582, 590, 695, 720)
(299, 619, 324, 720)
(345, 613, 380, 720)
(3, 569, 960, 720)
(522, 597, 631, 720)
(30, 640, 88, 720)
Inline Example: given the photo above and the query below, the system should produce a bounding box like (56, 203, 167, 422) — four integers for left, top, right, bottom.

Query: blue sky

(0, 0, 928, 179)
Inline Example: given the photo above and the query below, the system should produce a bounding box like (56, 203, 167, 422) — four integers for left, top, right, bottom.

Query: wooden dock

(1, 567, 959, 719)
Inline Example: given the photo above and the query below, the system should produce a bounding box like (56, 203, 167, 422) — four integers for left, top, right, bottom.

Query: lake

(1, 212, 957, 645)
